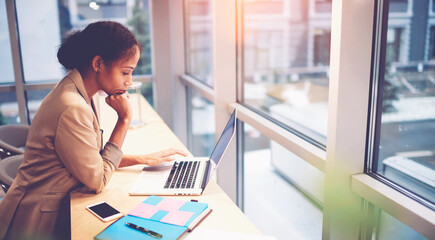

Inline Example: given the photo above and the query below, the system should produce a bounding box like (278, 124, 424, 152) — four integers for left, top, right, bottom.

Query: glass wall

(26, 89, 51, 122)
(1, 0, 153, 124)
(16, 0, 64, 83)
(0, 0, 19, 125)
(184, 0, 213, 86)
(0, 92, 19, 125)
(187, 87, 215, 157)
(241, 122, 323, 239)
(0, 0, 14, 84)
(371, 0, 435, 205)
(375, 210, 427, 240)
(242, 0, 331, 146)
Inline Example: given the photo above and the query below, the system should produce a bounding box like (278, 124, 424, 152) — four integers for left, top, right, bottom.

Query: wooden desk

(70, 94, 260, 239)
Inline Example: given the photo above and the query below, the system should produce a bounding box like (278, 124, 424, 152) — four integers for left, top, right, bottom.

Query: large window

(241, 0, 331, 146)
(1, 0, 153, 125)
(370, 0, 435, 207)
(0, 0, 14, 85)
(186, 88, 215, 157)
(184, 0, 213, 86)
(375, 210, 427, 240)
(241, 122, 323, 239)
(173, 0, 434, 238)
(0, 0, 19, 125)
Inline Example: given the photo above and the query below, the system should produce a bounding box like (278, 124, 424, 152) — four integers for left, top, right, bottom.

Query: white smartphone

(86, 201, 123, 222)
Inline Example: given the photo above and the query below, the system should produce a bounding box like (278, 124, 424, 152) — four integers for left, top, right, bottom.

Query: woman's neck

(79, 68, 99, 100)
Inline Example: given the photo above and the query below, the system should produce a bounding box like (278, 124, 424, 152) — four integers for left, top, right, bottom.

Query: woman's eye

(123, 72, 129, 76)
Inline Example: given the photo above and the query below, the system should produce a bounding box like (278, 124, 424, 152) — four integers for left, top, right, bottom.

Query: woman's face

(97, 46, 140, 96)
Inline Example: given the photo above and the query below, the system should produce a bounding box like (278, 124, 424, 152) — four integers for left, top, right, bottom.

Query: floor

(243, 149, 323, 240)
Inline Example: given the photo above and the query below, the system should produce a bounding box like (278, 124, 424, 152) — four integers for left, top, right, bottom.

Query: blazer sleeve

(54, 104, 123, 193)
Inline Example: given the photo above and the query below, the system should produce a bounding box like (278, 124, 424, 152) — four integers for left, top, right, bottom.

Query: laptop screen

(201, 109, 237, 189)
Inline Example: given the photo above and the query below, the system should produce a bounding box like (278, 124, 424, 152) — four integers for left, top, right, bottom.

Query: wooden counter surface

(70, 93, 260, 239)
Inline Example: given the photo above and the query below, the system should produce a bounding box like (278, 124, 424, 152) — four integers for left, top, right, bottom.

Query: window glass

(75, 0, 127, 21)
(15, 0, 64, 82)
(0, 92, 19, 125)
(314, 0, 332, 14)
(389, 0, 408, 13)
(372, 0, 435, 204)
(241, 122, 323, 239)
(16, 0, 152, 83)
(187, 88, 215, 157)
(0, 0, 14, 84)
(9, 0, 152, 123)
(139, 81, 154, 107)
(0, 1, 19, 125)
(242, 0, 330, 146)
(184, 0, 213, 86)
(375, 210, 427, 240)
(26, 89, 51, 122)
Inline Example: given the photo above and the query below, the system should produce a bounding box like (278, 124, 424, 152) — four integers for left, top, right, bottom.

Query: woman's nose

(125, 78, 133, 87)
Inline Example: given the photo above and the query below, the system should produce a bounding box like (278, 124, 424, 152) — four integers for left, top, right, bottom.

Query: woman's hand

(105, 91, 133, 121)
(120, 149, 189, 168)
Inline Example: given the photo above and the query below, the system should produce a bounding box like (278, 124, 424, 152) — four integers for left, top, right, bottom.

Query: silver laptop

(129, 109, 237, 196)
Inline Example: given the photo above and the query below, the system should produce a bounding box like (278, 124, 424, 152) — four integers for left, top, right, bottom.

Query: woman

(0, 21, 186, 239)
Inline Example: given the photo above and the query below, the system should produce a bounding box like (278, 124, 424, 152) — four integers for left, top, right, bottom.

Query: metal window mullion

(0, 85, 16, 93)
(236, 0, 244, 104)
(183, 0, 192, 74)
(6, 0, 28, 125)
(235, 0, 244, 210)
(351, 174, 435, 239)
(132, 74, 153, 83)
(22, 82, 57, 91)
(179, 74, 214, 103)
(229, 102, 326, 172)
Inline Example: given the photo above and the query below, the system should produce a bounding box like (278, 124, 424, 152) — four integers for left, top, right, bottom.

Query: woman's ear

(92, 55, 102, 73)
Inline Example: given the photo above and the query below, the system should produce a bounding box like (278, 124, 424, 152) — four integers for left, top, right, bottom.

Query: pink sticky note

(156, 198, 185, 211)
(128, 203, 159, 219)
(160, 210, 195, 226)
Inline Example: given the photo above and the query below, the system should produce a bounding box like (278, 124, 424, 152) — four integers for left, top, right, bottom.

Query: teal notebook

(94, 215, 187, 240)
(95, 196, 209, 240)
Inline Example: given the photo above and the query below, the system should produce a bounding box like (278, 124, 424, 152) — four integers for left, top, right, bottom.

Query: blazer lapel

(67, 69, 103, 150)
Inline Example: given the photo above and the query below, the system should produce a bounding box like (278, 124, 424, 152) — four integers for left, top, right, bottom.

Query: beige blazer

(0, 69, 123, 239)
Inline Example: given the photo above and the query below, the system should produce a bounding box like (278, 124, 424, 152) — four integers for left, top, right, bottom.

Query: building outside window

(368, 1, 435, 237)
(186, 87, 215, 157)
(242, 0, 331, 147)
(184, 0, 213, 86)
(239, 1, 327, 239)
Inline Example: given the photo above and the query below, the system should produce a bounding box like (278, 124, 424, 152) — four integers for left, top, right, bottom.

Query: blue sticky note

(151, 210, 169, 221)
(144, 195, 163, 205)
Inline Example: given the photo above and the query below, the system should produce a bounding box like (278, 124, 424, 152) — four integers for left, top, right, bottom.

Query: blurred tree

(128, 0, 152, 75)
(0, 109, 6, 125)
(128, 0, 154, 106)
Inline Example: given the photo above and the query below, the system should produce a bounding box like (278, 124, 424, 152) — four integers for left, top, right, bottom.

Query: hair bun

(57, 31, 83, 70)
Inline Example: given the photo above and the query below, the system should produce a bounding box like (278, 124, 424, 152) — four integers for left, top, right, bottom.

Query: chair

(0, 154, 24, 193)
(0, 124, 30, 159)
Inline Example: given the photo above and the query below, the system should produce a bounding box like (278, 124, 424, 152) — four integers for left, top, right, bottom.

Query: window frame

(3, 0, 154, 126)
(169, 0, 435, 238)
(366, 0, 435, 211)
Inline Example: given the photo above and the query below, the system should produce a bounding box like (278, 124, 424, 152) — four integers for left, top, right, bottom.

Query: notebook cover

(128, 196, 209, 227)
(94, 215, 188, 240)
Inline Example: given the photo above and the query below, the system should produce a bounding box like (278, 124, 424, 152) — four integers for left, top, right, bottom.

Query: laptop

(129, 108, 237, 196)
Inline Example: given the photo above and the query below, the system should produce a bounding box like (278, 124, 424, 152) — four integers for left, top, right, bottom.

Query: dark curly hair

(57, 21, 139, 70)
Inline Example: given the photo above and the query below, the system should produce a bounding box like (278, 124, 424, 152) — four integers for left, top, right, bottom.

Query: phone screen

(88, 202, 120, 218)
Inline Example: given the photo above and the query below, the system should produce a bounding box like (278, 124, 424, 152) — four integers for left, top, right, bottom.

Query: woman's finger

(161, 148, 188, 157)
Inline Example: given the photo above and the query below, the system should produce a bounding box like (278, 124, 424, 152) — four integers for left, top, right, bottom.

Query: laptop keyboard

(164, 161, 200, 189)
